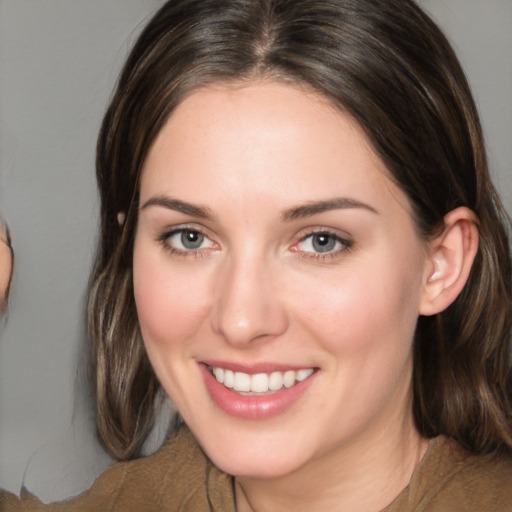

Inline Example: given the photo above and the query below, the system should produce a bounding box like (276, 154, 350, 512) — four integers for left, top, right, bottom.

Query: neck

(234, 413, 429, 512)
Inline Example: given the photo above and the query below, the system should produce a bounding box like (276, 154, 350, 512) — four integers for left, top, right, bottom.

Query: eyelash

(157, 227, 353, 261)
(157, 226, 217, 259)
(293, 230, 354, 261)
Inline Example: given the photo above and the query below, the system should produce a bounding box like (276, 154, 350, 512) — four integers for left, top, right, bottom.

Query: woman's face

(133, 82, 431, 478)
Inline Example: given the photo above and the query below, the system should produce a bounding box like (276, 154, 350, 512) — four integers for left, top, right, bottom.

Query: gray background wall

(0, 0, 511, 503)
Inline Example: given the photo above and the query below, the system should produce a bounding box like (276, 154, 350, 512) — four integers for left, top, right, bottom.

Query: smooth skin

(133, 81, 478, 512)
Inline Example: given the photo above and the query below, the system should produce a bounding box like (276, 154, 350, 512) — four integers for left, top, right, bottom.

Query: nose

(211, 254, 288, 348)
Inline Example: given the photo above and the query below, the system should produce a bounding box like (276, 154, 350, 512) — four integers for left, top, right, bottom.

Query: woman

(2, 0, 512, 510)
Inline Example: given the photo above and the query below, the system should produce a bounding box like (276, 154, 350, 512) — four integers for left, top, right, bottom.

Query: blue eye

(162, 228, 216, 254)
(311, 233, 337, 253)
(179, 230, 205, 249)
(297, 232, 351, 255)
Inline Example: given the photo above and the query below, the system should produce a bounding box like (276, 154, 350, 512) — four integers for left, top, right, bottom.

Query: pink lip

(199, 363, 317, 420)
(202, 360, 310, 374)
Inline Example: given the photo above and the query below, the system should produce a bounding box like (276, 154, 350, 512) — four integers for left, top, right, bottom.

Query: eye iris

(181, 230, 204, 249)
(312, 233, 336, 253)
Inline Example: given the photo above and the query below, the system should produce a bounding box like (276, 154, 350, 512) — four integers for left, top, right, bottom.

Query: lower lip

(199, 364, 317, 420)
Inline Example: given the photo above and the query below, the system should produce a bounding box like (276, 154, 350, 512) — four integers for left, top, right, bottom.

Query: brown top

(2, 427, 511, 511)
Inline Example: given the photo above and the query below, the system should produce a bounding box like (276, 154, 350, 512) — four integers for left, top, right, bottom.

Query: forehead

(140, 81, 410, 216)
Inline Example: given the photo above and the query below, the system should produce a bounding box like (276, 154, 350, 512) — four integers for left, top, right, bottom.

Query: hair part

(90, 0, 512, 459)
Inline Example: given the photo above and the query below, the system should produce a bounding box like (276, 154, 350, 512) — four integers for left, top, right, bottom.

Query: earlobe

(419, 207, 479, 316)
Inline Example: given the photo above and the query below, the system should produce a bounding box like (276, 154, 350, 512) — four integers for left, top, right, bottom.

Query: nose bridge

(211, 246, 287, 347)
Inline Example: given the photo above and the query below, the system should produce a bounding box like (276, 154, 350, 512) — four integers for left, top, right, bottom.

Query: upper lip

(201, 360, 316, 374)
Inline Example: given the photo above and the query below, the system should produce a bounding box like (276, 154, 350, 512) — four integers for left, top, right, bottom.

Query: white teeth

(251, 373, 269, 393)
(268, 371, 283, 391)
(214, 367, 224, 384)
(234, 372, 251, 392)
(224, 369, 234, 388)
(296, 368, 314, 382)
(210, 367, 314, 393)
(283, 370, 295, 388)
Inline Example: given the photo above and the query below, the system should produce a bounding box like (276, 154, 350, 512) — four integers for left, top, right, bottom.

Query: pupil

(312, 234, 335, 253)
(181, 230, 204, 249)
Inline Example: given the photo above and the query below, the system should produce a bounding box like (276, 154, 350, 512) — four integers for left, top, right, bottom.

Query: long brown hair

(89, 0, 512, 460)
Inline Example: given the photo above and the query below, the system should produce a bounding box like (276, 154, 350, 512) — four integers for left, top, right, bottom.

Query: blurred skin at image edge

(0, 222, 13, 311)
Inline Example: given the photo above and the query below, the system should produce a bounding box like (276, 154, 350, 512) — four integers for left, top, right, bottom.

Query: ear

(419, 207, 479, 316)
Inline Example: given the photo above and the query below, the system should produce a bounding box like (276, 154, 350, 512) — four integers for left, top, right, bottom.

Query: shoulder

(389, 437, 512, 512)
(435, 444, 512, 510)
(1, 426, 234, 512)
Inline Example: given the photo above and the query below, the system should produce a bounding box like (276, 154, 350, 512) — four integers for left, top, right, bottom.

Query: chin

(194, 425, 313, 479)
(213, 452, 303, 480)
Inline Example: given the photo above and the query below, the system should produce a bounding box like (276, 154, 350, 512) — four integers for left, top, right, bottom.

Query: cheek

(291, 252, 423, 363)
(133, 245, 212, 354)
(287, 253, 424, 434)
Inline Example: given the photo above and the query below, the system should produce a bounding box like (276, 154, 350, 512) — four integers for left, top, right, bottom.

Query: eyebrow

(281, 197, 379, 221)
(141, 196, 214, 220)
(140, 195, 378, 222)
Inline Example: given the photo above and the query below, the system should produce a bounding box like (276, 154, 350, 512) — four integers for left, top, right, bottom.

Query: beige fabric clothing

(2, 426, 511, 511)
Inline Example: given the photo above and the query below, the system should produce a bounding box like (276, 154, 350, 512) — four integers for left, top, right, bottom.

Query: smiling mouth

(208, 366, 315, 394)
